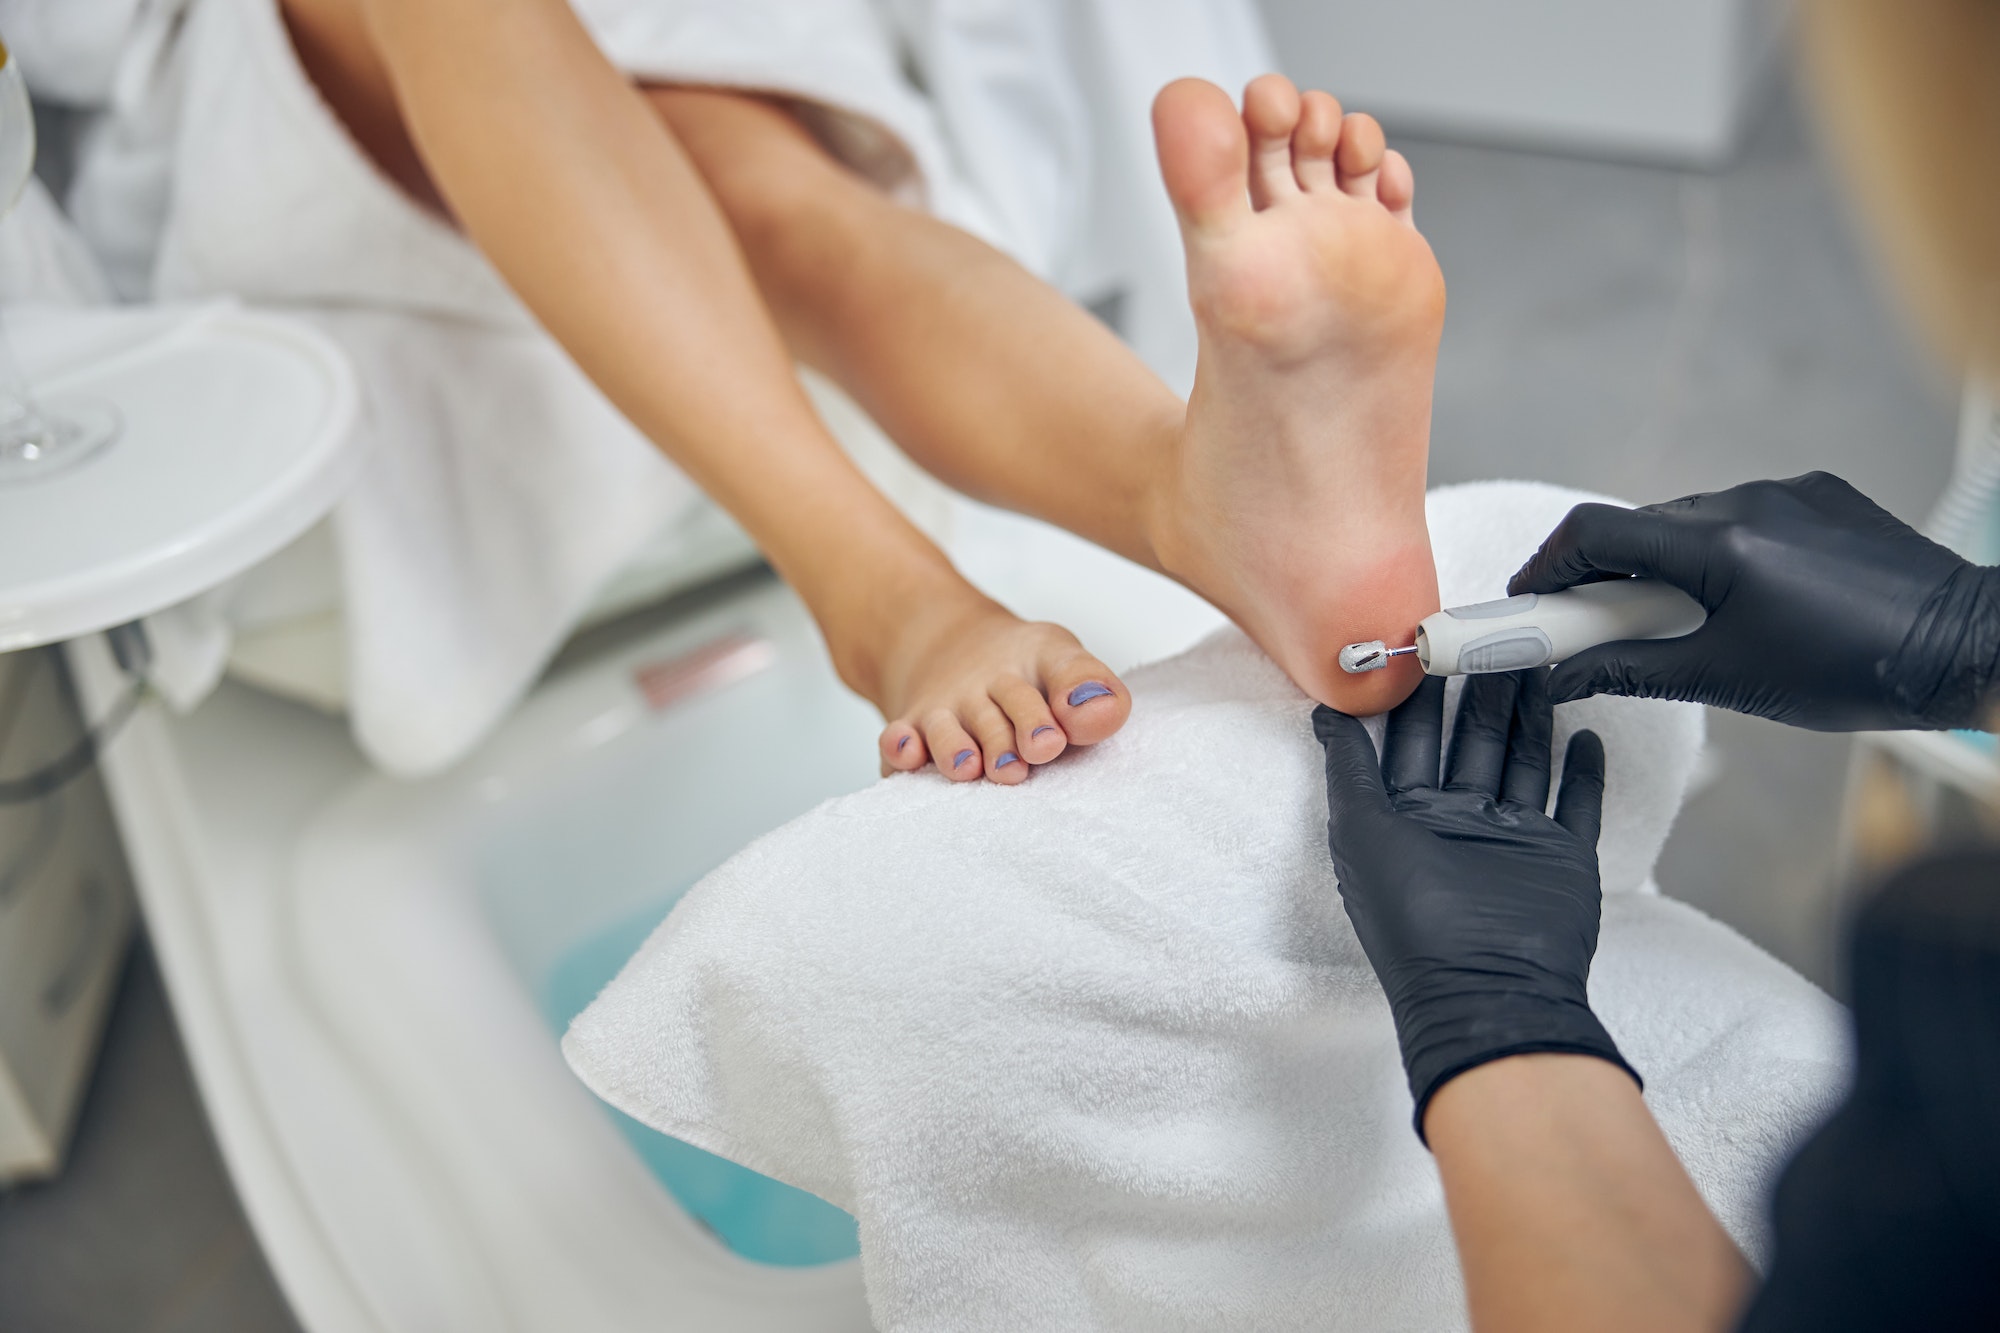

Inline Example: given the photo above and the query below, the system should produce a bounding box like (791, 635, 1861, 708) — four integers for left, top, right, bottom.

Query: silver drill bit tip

(1338, 640, 1418, 674)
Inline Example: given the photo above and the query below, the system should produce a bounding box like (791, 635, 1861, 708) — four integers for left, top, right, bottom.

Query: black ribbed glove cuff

(1891, 563, 2000, 730)
(1397, 989, 1641, 1146)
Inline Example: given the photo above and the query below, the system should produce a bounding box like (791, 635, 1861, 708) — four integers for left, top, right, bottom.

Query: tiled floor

(0, 67, 1956, 1333)
(0, 944, 300, 1332)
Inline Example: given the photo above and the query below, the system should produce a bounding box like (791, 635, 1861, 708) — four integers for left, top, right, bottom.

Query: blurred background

(0, 0, 1965, 1328)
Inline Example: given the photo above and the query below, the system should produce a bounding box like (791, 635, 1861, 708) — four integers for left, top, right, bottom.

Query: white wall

(1253, 0, 1789, 166)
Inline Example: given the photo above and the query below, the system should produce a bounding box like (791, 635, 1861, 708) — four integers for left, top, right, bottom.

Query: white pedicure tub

(71, 502, 1224, 1332)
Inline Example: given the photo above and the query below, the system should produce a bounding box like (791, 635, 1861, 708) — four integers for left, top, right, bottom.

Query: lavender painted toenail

(953, 749, 975, 769)
(897, 735, 910, 751)
(997, 752, 1020, 768)
(1067, 682, 1114, 707)
(1031, 725, 1056, 739)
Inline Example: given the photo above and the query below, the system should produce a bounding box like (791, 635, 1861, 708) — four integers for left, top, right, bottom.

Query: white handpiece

(1412, 579, 1705, 676)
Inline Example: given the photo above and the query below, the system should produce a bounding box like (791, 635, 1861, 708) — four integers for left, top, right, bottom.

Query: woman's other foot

(847, 574, 1129, 785)
(1147, 75, 1443, 715)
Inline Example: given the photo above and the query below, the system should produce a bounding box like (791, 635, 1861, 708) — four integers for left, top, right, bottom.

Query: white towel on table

(563, 480, 1852, 1332)
(54, 0, 1267, 774)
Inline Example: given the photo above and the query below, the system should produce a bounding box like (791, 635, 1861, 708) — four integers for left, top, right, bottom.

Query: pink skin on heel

(1145, 74, 1444, 718)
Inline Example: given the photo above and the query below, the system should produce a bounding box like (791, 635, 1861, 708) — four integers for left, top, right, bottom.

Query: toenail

(896, 735, 910, 751)
(1067, 682, 1114, 707)
(997, 752, 1020, 768)
(953, 749, 975, 768)
(1031, 725, 1056, 739)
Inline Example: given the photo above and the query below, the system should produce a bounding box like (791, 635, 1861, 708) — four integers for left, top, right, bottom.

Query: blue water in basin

(1952, 728, 1997, 754)
(542, 904, 861, 1268)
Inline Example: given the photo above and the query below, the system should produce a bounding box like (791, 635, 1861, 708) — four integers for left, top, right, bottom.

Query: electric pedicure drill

(1338, 579, 1706, 677)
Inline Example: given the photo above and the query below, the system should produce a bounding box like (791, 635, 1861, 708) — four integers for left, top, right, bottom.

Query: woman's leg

(646, 89, 1184, 573)
(279, 0, 1133, 782)
(649, 81, 1444, 716)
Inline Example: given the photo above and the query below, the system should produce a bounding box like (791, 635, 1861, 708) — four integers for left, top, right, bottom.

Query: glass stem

(0, 307, 56, 449)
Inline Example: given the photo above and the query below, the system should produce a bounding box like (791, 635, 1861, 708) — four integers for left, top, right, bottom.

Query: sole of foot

(1148, 73, 1444, 717)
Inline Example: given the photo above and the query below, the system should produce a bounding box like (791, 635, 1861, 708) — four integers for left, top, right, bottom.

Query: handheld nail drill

(1337, 579, 1705, 677)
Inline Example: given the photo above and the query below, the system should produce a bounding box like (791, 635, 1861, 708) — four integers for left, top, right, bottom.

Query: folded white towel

(564, 480, 1851, 1331)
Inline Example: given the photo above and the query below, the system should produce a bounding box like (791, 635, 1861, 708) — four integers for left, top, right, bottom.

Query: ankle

(804, 544, 990, 705)
(1133, 404, 1204, 584)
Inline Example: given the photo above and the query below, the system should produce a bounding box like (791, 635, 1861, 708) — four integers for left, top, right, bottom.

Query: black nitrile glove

(1507, 471, 2000, 731)
(1314, 670, 1636, 1143)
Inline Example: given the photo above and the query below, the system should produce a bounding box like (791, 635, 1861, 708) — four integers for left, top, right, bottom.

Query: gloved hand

(1507, 471, 2000, 730)
(1314, 670, 1636, 1142)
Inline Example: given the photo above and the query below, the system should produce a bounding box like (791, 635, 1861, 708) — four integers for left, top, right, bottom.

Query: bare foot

(845, 572, 1130, 785)
(1147, 75, 1443, 715)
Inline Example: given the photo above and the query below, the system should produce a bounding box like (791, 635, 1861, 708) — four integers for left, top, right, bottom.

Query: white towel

(56, 0, 1268, 773)
(563, 480, 1852, 1332)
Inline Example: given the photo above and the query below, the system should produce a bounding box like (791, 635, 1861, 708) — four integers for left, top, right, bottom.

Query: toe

(1153, 78, 1250, 234)
(1291, 90, 1342, 192)
(923, 710, 983, 783)
(967, 701, 1029, 786)
(991, 674, 1067, 765)
(1242, 73, 1303, 207)
(1335, 112, 1386, 201)
(1379, 148, 1416, 224)
(1046, 654, 1131, 748)
(880, 721, 928, 772)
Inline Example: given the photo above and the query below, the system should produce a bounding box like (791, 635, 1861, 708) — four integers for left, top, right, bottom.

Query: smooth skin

(1426, 1055, 1753, 1333)
(283, 0, 1443, 783)
(659, 75, 1445, 717)
(287, 0, 1105, 786)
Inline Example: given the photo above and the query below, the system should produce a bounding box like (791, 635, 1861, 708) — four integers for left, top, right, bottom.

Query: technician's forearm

(1426, 1055, 1751, 1333)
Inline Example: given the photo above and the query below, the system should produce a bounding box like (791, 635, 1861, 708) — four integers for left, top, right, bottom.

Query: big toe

(1047, 655, 1131, 748)
(1153, 78, 1251, 233)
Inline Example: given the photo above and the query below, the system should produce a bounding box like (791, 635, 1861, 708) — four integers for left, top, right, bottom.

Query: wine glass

(0, 33, 119, 485)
